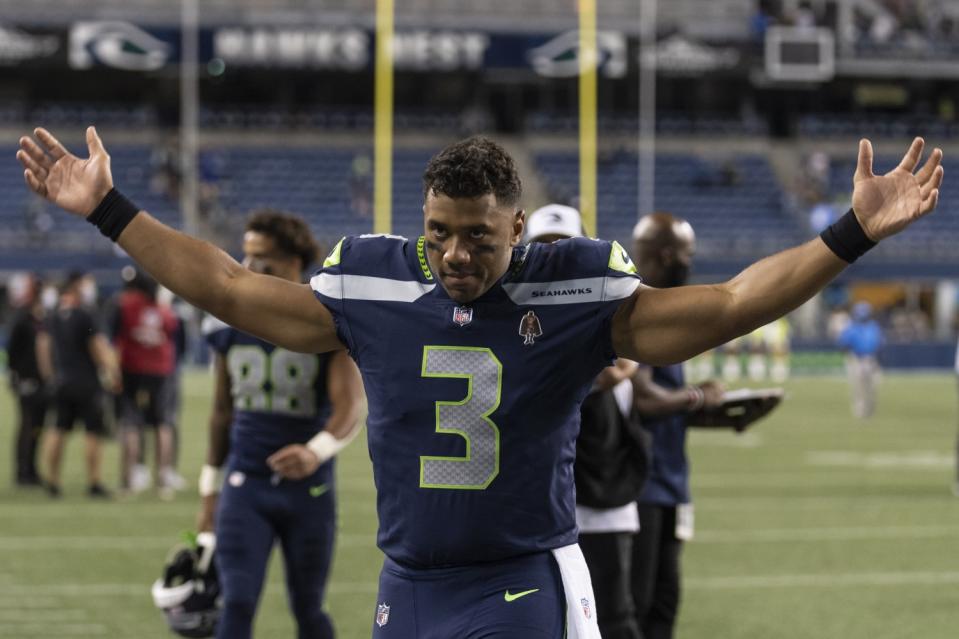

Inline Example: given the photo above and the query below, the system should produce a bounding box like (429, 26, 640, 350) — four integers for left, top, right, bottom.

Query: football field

(1, 370, 958, 638)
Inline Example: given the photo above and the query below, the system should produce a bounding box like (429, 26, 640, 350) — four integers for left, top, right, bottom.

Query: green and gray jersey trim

(502, 275, 639, 306)
(311, 273, 436, 302)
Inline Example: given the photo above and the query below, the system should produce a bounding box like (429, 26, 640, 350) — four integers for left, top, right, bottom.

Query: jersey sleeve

(201, 315, 233, 355)
(558, 237, 643, 363)
(596, 238, 643, 362)
(308, 236, 357, 355)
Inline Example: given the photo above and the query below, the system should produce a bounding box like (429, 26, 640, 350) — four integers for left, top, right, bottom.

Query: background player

(5, 272, 47, 487)
(628, 213, 725, 639)
(36, 271, 120, 498)
(196, 210, 365, 639)
(111, 267, 180, 497)
(837, 301, 883, 419)
(16, 127, 943, 637)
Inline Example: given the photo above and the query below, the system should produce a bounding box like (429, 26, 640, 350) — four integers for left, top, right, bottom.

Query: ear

(510, 209, 526, 246)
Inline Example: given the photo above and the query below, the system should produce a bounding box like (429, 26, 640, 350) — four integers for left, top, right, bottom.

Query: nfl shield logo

(452, 306, 473, 327)
(376, 602, 390, 627)
(580, 597, 591, 620)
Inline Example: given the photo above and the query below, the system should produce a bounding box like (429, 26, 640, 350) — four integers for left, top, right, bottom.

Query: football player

(195, 210, 365, 639)
(18, 127, 942, 638)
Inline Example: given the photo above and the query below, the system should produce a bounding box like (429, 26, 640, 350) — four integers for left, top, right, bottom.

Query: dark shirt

(6, 308, 43, 383)
(48, 305, 102, 392)
(638, 363, 691, 506)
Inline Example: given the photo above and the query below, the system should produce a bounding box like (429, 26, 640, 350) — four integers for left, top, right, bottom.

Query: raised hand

(852, 137, 944, 241)
(16, 126, 114, 217)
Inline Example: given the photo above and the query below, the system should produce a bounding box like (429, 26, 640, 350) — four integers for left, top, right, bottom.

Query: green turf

(1, 371, 958, 638)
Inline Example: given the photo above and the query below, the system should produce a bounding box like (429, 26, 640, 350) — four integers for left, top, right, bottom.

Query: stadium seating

(3, 141, 957, 274)
(534, 150, 803, 259)
(526, 112, 769, 137)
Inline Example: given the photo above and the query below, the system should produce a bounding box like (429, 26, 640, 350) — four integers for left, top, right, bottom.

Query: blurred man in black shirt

(37, 272, 120, 498)
(5, 273, 47, 487)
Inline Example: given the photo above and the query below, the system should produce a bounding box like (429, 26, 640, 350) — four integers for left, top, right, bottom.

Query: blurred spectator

(350, 152, 373, 219)
(751, 0, 782, 42)
(111, 267, 180, 498)
(837, 302, 883, 419)
(24, 196, 54, 243)
(888, 304, 931, 341)
(692, 159, 740, 189)
(37, 272, 120, 498)
(5, 272, 47, 487)
(745, 317, 792, 383)
(792, 0, 819, 29)
(158, 286, 188, 480)
(150, 136, 180, 200)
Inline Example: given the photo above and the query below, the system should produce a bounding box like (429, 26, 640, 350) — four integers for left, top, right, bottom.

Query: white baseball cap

(525, 204, 584, 242)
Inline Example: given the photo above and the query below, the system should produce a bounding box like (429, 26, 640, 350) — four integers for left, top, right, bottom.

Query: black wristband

(819, 208, 876, 263)
(86, 188, 140, 242)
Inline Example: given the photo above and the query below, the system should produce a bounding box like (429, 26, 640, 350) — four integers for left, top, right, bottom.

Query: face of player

(242, 231, 301, 282)
(423, 191, 524, 304)
(633, 231, 696, 289)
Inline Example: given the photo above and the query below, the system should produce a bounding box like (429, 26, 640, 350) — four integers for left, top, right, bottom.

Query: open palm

(851, 138, 943, 242)
(16, 127, 114, 217)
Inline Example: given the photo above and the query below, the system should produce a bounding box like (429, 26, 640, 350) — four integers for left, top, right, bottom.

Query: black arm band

(86, 188, 140, 242)
(819, 208, 876, 263)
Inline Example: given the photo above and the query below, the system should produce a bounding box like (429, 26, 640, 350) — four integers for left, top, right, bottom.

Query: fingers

(919, 165, 944, 200)
(18, 136, 54, 172)
(855, 138, 874, 180)
(915, 147, 943, 183)
(919, 188, 939, 216)
(23, 169, 46, 197)
(86, 126, 107, 157)
(896, 137, 925, 173)
(34, 127, 71, 160)
(16, 149, 48, 181)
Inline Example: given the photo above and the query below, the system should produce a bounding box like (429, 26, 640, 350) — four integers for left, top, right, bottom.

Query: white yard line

(686, 571, 959, 590)
(695, 524, 959, 543)
(2, 525, 955, 551)
(7, 570, 959, 599)
(0, 610, 87, 622)
(0, 582, 379, 596)
(0, 532, 377, 550)
(0, 623, 106, 636)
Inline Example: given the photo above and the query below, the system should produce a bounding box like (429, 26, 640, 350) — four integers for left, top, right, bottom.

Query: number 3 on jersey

(227, 346, 319, 417)
(420, 346, 502, 490)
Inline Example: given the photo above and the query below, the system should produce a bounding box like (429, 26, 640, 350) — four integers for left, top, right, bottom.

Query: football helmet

(151, 532, 221, 638)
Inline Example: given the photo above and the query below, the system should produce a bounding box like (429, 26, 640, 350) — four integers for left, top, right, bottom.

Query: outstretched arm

(17, 127, 342, 354)
(613, 138, 943, 365)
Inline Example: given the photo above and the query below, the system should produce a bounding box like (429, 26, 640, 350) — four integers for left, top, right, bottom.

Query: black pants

(632, 504, 683, 639)
(580, 531, 642, 639)
(15, 389, 47, 482)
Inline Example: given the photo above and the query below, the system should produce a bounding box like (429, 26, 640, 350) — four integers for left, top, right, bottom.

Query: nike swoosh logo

(504, 588, 539, 602)
(309, 484, 329, 498)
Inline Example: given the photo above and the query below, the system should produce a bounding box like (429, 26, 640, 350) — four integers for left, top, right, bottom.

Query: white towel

(550, 543, 602, 639)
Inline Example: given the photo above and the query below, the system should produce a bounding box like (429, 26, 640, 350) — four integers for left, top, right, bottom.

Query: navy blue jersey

(637, 364, 690, 506)
(203, 320, 333, 477)
(311, 234, 641, 567)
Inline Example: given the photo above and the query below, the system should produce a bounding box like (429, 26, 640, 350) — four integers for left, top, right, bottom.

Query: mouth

(442, 272, 478, 284)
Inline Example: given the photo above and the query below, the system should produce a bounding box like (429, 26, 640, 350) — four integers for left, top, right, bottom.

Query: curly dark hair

(422, 136, 522, 207)
(245, 209, 320, 268)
